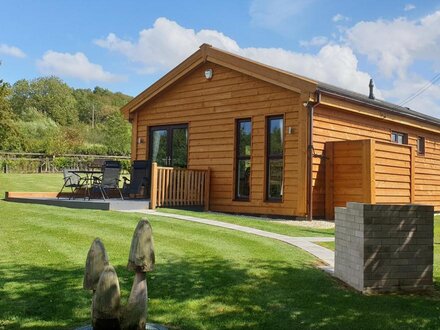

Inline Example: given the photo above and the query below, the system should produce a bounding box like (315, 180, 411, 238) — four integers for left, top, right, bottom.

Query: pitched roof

(318, 82, 440, 126)
(122, 44, 440, 128)
(121, 43, 316, 117)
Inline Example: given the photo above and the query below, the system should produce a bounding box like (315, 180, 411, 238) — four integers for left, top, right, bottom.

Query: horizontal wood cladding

(136, 62, 304, 217)
(313, 103, 440, 216)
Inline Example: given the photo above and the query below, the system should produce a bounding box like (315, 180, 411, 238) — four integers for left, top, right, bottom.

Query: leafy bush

(52, 157, 75, 170)
(2, 159, 41, 173)
(75, 143, 109, 155)
(119, 159, 131, 172)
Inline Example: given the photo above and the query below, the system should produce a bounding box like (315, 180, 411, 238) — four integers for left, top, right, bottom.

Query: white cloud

(345, 11, 440, 79)
(332, 14, 349, 22)
(96, 16, 440, 116)
(95, 17, 240, 74)
(242, 44, 376, 97)
(300, 36, 329, 47)
(96, 17, 374, 96)
(404, 4, 416, 11)
(249, 0, 314, 30)
(37, 51, 123, 82)
(0, 44, 26, 58)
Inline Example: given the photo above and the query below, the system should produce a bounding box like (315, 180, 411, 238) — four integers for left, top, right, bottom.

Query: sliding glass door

(149, 124, 188, 168)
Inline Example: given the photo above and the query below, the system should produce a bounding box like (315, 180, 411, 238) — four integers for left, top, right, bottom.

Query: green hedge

(1, 155, 130, 173)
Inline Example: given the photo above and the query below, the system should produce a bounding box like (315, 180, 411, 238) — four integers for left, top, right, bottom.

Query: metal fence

(0, 152, 130, 174)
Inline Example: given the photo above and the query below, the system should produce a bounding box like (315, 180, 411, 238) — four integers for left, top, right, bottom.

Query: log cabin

(121, 44, 440, 220)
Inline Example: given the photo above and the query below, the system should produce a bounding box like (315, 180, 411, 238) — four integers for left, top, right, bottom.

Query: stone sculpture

(83, 219, 155, 330)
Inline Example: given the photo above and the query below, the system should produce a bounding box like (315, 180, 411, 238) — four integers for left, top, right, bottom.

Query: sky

(1, 0, 440, 117)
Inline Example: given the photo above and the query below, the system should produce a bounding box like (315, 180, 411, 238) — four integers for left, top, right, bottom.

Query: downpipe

(306, 91, 321, 221)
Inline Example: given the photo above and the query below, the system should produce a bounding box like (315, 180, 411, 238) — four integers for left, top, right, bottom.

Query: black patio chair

(58, 169, 85, 199)
(92, 165, 124, 200)
(122, 160, 151, 198)
(102, 160, 121, 170)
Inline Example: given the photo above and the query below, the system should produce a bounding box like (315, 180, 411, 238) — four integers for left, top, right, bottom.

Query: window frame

(234, 118, 252, 201)
(265, 115, 284, 202)
(391, 131, 408, 145)
(417, 136, 425, 155)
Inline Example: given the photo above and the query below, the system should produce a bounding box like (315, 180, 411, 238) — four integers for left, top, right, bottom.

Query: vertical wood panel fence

(325, 139, 415, 220)
(150, 163, 210, 211)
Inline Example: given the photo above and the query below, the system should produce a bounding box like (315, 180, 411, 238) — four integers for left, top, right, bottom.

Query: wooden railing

(150, 163, 210, 211)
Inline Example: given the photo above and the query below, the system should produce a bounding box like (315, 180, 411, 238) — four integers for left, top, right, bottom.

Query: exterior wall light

(204, 68, 213, 80)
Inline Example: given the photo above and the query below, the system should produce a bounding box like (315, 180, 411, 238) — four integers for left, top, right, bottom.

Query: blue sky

(1, 0, 440, 116)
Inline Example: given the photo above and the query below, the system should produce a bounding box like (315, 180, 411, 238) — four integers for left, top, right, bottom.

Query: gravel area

(273, 219, 335, 229)
(204, 211, 335, 229)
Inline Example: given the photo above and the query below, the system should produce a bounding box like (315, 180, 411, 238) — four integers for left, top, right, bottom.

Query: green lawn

(0, 173, 334, 238)
(316, 241, 335, 250)
(158, 208, 334, 237)
(1, 174, 439, 329)
(0, 173, 63, 195)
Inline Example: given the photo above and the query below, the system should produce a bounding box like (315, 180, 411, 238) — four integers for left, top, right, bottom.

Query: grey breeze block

(334, 202, 434, 293)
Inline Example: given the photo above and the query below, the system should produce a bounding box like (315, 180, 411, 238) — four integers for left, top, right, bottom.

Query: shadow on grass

(148, 258, 440, 329)
(0, 264, 88, 329)
(0, 259, 439, 330)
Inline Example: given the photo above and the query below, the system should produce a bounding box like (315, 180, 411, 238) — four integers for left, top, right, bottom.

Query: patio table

(69, 170, 103, 199)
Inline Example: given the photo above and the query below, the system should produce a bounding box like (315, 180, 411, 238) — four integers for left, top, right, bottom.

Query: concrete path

(120, 209, 335, 273)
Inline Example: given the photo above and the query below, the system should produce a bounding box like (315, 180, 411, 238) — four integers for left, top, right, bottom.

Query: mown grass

(0, 173, 62, 195)
(157, 208, 334, 237)
(0, 173, 334, 238)
(1, 174, 439, 329)
(317, 241, 336, 250)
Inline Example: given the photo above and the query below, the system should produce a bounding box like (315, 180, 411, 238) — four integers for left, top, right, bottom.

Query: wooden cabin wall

(134, 62, 305, 217)
(313, 103, 440, 217)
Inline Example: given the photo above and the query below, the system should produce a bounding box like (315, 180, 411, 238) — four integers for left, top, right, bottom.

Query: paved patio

(5, 192, 150, 211)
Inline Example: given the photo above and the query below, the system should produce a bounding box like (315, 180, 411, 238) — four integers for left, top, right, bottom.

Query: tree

(11, 76, 78, 125)
(99, 112, 131, 155)
(29, 77, 78, 125)
(16, 107, 60, 153)
(2, 73, 132, 155)
(9, 79, 31, 118)
(0, 78, 24, 151)
(73, 88, 101, 125)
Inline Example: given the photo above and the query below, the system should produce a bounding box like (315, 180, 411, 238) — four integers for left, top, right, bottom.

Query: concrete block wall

(335, 202, 434, 293)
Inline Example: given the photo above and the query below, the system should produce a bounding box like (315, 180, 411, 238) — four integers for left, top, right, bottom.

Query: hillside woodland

(0, 75, 132, 156)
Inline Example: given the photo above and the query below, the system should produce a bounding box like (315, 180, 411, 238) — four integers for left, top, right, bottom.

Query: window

(391, 131, 408, 144)
(149, 124, 188, 167)
(235, 119, 252, 200)
(417, 136, 425, 155)
(266, 116, 284, 201)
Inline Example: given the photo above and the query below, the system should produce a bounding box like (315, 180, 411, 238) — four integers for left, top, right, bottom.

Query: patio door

(149, 124, 188, 168)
